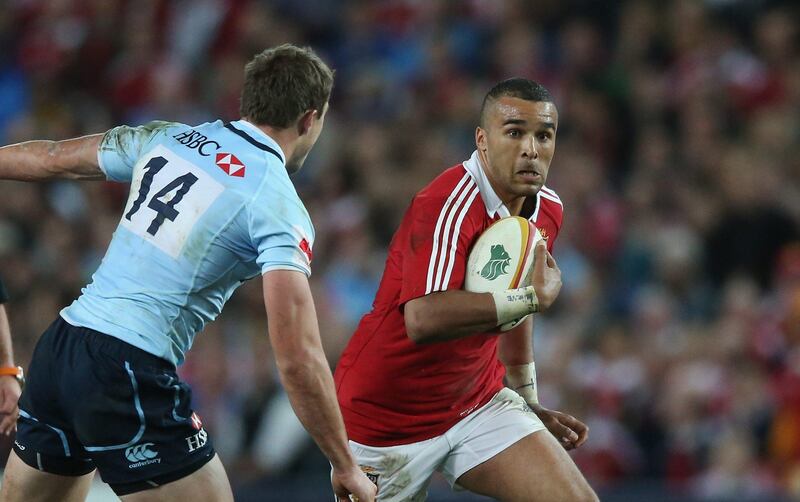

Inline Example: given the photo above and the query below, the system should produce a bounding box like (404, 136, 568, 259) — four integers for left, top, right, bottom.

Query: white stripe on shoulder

(539, 186, 562, 201)
(433, 178, 477, 291)
(425, 173, 471, 295)
(440, 183, 480, 289)
(539, 191, 563, 207)
(532, 191, 542, 220)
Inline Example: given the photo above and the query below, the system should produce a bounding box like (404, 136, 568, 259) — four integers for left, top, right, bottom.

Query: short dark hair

(240, 44, 334, 128)
(480, 78, 553, 126)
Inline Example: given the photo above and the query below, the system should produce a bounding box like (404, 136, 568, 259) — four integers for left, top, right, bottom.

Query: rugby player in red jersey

(335, 78, 597, 501)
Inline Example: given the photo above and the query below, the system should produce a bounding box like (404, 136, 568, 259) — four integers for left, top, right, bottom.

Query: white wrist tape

(491, 286, 539, 326)
(506, 362, 539, 405)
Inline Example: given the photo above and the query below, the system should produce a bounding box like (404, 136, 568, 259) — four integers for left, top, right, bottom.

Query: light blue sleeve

(247, 180, 315, 277)
(97, 121, 177, 182)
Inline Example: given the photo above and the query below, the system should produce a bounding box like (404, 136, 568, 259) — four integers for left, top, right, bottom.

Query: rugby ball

(465, 216, 543, 331)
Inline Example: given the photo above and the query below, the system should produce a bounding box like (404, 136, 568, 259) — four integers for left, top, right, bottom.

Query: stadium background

(0, 0, 799, 500)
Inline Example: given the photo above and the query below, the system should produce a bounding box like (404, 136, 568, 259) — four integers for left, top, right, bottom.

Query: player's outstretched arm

(405, 242, 561, 343)
(0, 134, 105, 182)
(262, 270, 376, 502)
(0, 303, 20, 436)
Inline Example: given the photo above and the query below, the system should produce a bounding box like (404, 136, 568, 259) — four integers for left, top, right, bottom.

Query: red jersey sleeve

(399, 189, 481, 306)
(534, 187, 564, 254)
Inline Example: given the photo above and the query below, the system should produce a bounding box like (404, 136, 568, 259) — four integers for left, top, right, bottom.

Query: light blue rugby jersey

(61, 119, 314, 365)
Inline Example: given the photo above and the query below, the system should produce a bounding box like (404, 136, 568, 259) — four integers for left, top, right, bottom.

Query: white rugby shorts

(347, 387, 546, 501)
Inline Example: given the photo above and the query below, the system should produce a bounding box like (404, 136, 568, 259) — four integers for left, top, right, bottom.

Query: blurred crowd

(0, 0, 799, 499)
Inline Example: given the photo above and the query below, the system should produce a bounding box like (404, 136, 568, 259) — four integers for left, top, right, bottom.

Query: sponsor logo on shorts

(125, 443, 161, 469)
(359, 465, 379, 488)
(13, 440, 25, 450)
(190, 412, 203, 431)
(186, 428, 208, 453)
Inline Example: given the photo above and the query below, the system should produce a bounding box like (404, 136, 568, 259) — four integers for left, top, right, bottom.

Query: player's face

(476, 97, 558, 202)
(286, 102, 329, 174)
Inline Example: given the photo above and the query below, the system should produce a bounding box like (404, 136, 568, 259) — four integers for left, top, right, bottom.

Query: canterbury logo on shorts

(125, 443, 160, 468)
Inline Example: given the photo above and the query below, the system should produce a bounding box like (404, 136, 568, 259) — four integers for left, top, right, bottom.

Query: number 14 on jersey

(121, 145, 224, 258)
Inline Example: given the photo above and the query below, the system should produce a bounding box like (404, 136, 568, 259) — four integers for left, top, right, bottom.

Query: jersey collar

(462, 150, 508, 218)
(228, 119, 287, 164)
(462, 150, 544, 220)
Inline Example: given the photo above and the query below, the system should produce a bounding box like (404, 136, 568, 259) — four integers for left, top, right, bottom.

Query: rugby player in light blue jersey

(0, 44, 376, 502)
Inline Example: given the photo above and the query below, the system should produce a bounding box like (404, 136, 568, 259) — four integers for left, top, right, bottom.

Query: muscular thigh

(456, 430, 597, 502)
(0, 450, 94, 502)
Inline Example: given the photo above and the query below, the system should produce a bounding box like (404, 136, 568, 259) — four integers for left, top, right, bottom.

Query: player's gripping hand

(332, 464, 377, 502)
(530, 403, 589, 451)
(530, 241, 561, 311)
(0, 375, 21, 435)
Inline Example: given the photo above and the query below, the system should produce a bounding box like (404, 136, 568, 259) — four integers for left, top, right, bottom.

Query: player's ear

(297, 109, 317, 136)
(476, 126, 487, 153)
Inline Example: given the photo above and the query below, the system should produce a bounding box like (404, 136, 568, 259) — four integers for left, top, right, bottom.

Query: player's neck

(505, 196, 526, 216)
(243, 119, 299, 164)
(490, 182, 526, 216)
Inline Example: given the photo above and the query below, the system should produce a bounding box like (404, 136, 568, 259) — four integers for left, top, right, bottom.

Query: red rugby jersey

(334, 151, 563, 446)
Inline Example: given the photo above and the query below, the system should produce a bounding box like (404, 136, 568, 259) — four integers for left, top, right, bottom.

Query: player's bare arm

(499, 318, 589, 450)
(0, 303, 21, 435)
(262, 270, 376, 502)
(405, 241, 561, 343)
(0, 134, 105, 182)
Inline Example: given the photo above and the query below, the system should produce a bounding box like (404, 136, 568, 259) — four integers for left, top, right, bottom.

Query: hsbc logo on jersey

(216, 153, 246, 177)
